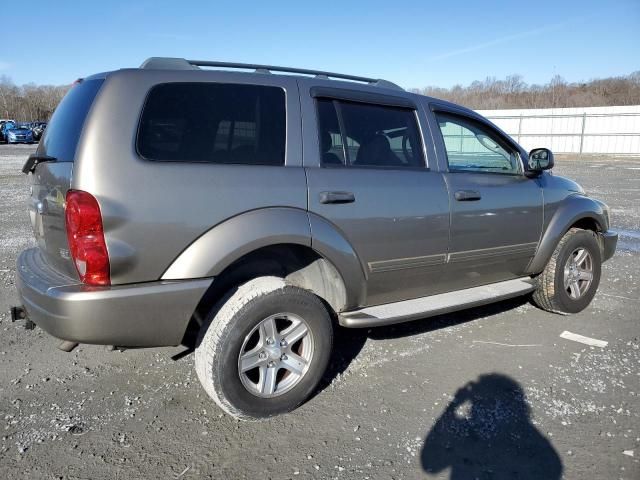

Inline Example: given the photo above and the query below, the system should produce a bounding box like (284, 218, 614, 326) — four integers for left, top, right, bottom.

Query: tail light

(65, 190, 110, 286)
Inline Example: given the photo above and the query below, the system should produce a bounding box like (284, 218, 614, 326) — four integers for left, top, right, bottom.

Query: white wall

(475, 105, 640, 155)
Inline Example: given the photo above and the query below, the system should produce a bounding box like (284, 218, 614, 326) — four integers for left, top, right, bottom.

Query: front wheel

(195, 276, 333, 419)
(532, 228, 602, 314)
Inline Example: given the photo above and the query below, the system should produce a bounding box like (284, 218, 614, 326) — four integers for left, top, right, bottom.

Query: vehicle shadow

(421, 373, 562, 479)
(319, 295, 530, 390)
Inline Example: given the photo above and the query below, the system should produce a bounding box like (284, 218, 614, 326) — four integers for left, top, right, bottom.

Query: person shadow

(421, 373, 562, 480)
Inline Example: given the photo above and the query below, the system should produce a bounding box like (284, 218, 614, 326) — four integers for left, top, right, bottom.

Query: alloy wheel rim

(237, 313, 314, 398)
(563, 247, 593, 300)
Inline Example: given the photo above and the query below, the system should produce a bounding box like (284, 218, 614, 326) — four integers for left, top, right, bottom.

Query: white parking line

(472, 340, 541, 347)
(560, 331, 608, 348)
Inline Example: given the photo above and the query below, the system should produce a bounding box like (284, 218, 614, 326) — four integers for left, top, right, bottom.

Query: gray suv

(15, 58, 617, 419)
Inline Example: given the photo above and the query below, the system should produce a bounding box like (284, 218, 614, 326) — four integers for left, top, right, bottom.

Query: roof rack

(139, 57, 403, 91)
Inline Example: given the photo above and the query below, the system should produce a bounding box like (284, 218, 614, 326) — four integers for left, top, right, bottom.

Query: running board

(339, 277, 535, 328)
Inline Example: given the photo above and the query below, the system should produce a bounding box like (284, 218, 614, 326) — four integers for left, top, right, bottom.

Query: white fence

(476, 105, 640, 155)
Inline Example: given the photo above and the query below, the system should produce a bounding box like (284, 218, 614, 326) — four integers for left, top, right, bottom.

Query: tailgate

(29, 162, 76, 278)
(26, 78, 104, 280)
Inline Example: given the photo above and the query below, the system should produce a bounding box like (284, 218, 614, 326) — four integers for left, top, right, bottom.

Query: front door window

(435, 112, 521, 174)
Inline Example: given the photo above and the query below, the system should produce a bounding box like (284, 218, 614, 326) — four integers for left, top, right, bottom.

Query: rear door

(429, 105, 543, 289)
(300, 80, 451, 307)
(29, 78, 105, 278)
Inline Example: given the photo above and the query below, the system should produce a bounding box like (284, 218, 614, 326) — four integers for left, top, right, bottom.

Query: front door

(301, 85, 451, 307)
(432, 110, 543, 290)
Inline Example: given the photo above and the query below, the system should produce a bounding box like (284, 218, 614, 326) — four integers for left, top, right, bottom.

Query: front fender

(162, 208, 312, 279)
(526, 194, 608, 274)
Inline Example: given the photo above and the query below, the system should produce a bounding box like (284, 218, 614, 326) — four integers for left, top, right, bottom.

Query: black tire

(532, 228, 602, 314)
(195, 276, 333, 419)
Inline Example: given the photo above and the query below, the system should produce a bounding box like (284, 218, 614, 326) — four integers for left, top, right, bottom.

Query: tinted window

(435, 112, 520, 174)
(317, 99, 424, 168)
(316, 99, 346, 166)
(41, 79, 104, 162)
(138, 83, 286, 165)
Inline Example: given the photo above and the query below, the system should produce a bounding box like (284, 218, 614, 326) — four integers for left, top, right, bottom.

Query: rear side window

(137, 83, 286, 165)
(41, 79, 104, 162)
(316, 98, 424, 168)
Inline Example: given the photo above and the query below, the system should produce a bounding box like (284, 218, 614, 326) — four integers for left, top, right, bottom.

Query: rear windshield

(137, 83, 286, 165)
(40, 79, 104, 162)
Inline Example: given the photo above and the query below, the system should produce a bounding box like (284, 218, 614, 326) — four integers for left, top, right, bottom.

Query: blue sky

(2, 0, 638, 89)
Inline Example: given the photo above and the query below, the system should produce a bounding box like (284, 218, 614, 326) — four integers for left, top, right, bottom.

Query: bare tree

(0, 77, 69, 121)
(415, 72, 640, 110)
(1, 72, 639, 121)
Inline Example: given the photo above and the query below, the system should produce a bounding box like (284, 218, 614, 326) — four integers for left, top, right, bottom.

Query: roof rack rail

(139, 57, 403, 91)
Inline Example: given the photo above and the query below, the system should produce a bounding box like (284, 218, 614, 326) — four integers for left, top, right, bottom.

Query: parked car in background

(0, 119, 15, 128)
(0, 120, 17, 142)
(2, 122, 34, 144)
(30, 122, 47, 141)
(14, 57, 617, 419)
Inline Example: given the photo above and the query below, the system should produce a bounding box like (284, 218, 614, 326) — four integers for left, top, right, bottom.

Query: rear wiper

(22, 154, 57, 174)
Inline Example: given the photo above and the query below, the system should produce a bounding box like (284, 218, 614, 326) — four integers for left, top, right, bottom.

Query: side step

(339, 277, 535, 328)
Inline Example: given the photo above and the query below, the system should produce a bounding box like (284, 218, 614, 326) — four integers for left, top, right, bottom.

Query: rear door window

(40, 79, 104, 162)
(316, 98, 347, 165)
(316, 98, 424, 168)
(137, 83, 286, 165)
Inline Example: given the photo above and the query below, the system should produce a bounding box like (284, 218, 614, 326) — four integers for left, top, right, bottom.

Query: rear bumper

(600, 230, 618, 262)
(16, 248, 212, 347)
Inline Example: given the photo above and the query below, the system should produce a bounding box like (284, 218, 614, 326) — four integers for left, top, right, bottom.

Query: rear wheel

(532, 228, 602, 314)
(195, 276, 333, 419)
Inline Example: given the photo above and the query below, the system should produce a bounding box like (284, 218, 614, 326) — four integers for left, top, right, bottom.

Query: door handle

(319, 191, 355, 204)
(454, 190, 482, 201)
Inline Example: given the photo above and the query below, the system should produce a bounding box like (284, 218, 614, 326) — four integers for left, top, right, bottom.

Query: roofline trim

(139, 57, 404, 91)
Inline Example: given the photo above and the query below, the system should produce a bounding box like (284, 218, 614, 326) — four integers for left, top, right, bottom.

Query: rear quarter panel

(73, 69, 305, 284)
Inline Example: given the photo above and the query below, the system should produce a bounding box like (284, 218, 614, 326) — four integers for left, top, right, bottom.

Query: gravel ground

(0, 144, 638, 479)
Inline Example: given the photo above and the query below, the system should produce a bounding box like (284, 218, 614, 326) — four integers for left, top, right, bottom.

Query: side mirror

(528, 148, 554, 172)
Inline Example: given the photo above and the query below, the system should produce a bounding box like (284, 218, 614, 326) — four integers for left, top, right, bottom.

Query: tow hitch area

(10, 306, 35, 330)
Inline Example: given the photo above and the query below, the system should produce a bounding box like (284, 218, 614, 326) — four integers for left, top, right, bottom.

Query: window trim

(433, 109, 525, 176)
(315, 97, 428, 171)
(135, 82, 287, 166)
(310, 86, 417, 109)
